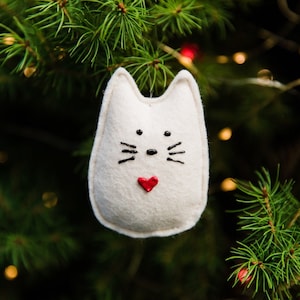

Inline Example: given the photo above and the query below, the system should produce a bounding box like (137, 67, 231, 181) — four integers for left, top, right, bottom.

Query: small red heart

(137, 176, 159, 192)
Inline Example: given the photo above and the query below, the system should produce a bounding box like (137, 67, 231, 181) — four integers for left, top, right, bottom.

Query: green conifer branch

(288, 208, 300, 229)
(26, 0, 83, 36)
(152, 0, 203, 35)
(227, 168, 300, 300)
(0, 184, 79, 271)
(0, 0, 232, 95)
(125, 42, 175, 94)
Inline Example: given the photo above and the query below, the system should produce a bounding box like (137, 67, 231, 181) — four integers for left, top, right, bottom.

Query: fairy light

(178, 43, 199, 68)
(218, 127, 232, 141)
(220, 178, 237, 192)
(233, 52, 247, 64)
(42, 192, 58, 208)
(158, 42, 198, 74)
(178, 55, 193, 67)
(180, 43, 198, 60)
(216, 55, 229, 64)
(23, 65, 37, 78)
(2, 35, 15, 45)
(4, 265, 18, 280)
(238, 268, 252, 284)
(257, 69, 273, 81)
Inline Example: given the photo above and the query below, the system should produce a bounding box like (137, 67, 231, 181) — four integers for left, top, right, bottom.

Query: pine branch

(0, 185, 79, 270)
(288, 208, 300, 229)
(227, 167, 300, 300)
(26, 0, 83, 37)
(152, 0, 203, 35)
(125, 42, 175, 95)
(0, 0, 232, 95)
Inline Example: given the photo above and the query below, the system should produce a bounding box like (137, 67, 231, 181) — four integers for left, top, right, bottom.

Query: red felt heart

(137, 176, 159, 192)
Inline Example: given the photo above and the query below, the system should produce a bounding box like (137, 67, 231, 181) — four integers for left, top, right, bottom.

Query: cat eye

(136, 129, 143, 135)
(164, 131, 171, 137)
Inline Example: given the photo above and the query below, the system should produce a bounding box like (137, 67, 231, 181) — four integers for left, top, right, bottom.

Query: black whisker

(167, 142, 182, 151)
(118, 156, 135, 164)
(122, 149, 138, 154)
(169, 151, 185, 155)
(120, 142, 136, 148)
(167, 157, 184, 164)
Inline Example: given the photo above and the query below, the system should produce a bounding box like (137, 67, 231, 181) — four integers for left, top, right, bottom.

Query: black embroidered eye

(136, 129, 143, 135)
(164, 131, 171, 137)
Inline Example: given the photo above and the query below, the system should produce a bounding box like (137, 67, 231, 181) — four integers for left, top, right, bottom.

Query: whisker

(167, 157, 184, 164)
(167, 142, 182, 151)
(118, 156, 135, 164)
(120, 142, 136, 148)
(169, 151, 185, 155)
(122, 149, 138, 154)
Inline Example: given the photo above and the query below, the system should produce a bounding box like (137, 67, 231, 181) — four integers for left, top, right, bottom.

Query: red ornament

(238, 268, 252, 284)
(180, 43, 199, 61)
(138, 176, 159, 192)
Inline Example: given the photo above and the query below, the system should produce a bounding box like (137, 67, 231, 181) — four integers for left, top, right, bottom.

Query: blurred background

(1, 0, 300, 299)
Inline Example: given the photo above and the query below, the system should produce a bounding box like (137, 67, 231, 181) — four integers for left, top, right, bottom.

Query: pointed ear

(104, 67, 142, 101)
(162, 69, 201, 100)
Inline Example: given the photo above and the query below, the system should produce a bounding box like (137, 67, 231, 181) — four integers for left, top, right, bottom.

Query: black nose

(146, 149, 158, 155)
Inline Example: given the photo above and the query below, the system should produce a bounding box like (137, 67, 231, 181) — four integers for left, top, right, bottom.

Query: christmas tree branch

(0, 0, 231, 95)
(158, 42, 199, 75)
(277, 0, 300, 24)
(228, 167, 300, 300)
(287, 208, 300, 229)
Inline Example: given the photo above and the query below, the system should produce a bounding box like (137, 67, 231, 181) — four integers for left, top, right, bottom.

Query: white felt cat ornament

(88, 67, 209, 238)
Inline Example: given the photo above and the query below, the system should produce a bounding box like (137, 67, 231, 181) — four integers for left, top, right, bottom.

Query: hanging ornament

(88, 67, 209, 238)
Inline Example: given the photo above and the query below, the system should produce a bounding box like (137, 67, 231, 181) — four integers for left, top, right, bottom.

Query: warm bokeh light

(23, 65, 37, 78)
(257, 69, 273, 81)
(232, 52, 247, 64)
(238, 268, 252, 284)
(216, 55, 229, 64)
(218, 127, 232, 141)
(0, 151, 8, 163)
(42, 192, 58, 208)
(2, 35, 15, 45)
(178, 55, 193, 68)
(220, 178, 237, 192)
(180, 43, 199, 60)
(4, 265, 18, 280)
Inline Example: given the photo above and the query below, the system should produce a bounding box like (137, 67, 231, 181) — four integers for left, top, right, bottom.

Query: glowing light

(180, 43, 199, 60)
(238, 268, 252, 284)
(54, 46, 67, 60)
(220, 178, 236, 192)
(233, 52, 247, 64)
(178, 55, 193, 67)
(218, 127, 232, 141)
(2, 35, 15, 45)
(216, 55, 229, 64)
(0, 151, 8, 163)
(42, 192, 58, 208)
(4, 265, 18, 280)
(257, 69, 273, 81)
(23, 65, 37, 78)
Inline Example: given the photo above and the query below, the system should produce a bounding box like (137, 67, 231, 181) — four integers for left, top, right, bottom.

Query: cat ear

(160, 69, 201, 103)
(103, 67, 143, 102)
(105, 67, 200, 103)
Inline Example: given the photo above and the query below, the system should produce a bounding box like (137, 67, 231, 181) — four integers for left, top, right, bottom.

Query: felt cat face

(88, 67, 209, 238)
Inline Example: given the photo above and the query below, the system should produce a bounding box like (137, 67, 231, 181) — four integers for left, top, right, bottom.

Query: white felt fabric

(88, 67, 209, 238)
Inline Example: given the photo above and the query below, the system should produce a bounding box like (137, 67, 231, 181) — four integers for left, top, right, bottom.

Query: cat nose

(146, 149, 158, 155)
